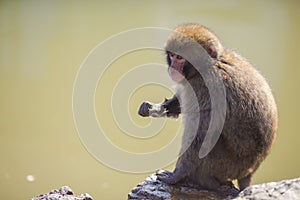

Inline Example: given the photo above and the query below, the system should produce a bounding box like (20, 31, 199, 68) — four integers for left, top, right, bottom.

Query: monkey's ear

(207, 40, 223, 59)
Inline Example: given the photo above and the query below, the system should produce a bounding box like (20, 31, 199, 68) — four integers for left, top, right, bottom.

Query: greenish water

(1, 1, 300, 199)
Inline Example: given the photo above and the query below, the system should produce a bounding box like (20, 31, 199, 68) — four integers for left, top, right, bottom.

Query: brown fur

(138, 23, 277, 190)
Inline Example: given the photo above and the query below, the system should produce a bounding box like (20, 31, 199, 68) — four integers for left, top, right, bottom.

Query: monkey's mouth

(168, 66, 185, 83)
(170, 65, 184, 74)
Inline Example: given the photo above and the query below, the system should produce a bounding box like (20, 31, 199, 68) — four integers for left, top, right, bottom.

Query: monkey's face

(167, 51, 198, 83)
(167, 51, 186, 83)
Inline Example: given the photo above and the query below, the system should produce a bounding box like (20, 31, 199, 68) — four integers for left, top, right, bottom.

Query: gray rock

(59, 186, 74, 196)
(128, 171, 300, 200)
(128, 171, 239, 200)
(235, 178, 300, 200)
(29, 186, 93, 200)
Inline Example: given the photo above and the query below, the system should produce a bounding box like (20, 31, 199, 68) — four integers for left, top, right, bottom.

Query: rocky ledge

(128, 170, 300, 200)
(29, 186, 93, 200)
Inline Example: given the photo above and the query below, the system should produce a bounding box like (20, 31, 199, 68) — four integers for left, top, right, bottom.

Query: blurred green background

(1, 0, 300, 199)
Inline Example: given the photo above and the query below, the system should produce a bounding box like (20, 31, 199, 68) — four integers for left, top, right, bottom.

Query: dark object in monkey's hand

(138, 102, 152, 117)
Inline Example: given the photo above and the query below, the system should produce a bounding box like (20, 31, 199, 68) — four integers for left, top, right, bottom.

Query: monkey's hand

(138, 102, 166, 118)
(156, 170, 179, 185)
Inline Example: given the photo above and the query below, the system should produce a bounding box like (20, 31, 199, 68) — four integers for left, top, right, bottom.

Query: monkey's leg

(157, 154, 194, 184)
(238, 174, 252, 190)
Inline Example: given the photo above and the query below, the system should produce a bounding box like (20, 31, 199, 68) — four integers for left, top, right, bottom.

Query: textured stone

(235, 178, 300, 200)
(128, 171, 300, 200)
(29, 186, 93, 200)
(128, 171, 239, 200)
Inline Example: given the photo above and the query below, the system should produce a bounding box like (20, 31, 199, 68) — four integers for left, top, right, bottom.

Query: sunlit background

(1, 1, 300, 199)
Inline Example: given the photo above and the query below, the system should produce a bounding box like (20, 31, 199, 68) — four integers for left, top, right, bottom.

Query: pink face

(168, 52, 186, 83)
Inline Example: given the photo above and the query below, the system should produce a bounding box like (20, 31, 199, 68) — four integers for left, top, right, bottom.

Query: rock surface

(29, 186, 93, 200)
(236, 178, 300, 200)
(128, 171, 300, 200)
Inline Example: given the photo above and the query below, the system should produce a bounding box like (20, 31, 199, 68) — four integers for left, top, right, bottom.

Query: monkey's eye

(167, 52, 184, 60)
(167, 52, 175, 57)
(176, 55, 183, 60)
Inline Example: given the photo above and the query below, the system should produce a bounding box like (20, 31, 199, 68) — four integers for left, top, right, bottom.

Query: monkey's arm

(138, 95, 181, 118)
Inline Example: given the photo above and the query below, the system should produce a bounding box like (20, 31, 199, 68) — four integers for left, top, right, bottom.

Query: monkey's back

(206, 49, 278, 181)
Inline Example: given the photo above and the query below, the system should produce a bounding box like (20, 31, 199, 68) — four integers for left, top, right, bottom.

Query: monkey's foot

(156, 170, 179, 185)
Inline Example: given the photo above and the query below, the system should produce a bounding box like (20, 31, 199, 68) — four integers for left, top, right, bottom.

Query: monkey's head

(165, 23, 224, 83)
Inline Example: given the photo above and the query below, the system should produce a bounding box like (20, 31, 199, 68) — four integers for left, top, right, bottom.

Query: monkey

(138, 23, 278, 191)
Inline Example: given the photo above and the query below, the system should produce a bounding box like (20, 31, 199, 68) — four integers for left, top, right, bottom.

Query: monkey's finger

(156, 173, 168, 180)
(156, 170, 172, 178)
(157, 172, 177, 184)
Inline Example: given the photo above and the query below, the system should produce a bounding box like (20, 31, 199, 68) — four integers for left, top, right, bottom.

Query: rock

(235, 178, 300, 200)
(29, 186, 93, 200)
(128, 171, 239, 200)
(128, 171, 300, 200)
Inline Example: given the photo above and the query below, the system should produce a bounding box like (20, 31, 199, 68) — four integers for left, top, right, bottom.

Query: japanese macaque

(138, 23, 277, 191)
